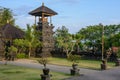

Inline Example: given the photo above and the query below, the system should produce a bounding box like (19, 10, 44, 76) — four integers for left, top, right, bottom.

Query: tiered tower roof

(29, 3, 57, 17)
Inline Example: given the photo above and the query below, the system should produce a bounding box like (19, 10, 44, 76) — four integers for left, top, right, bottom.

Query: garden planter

(101, 64, 107, 70)
(70, 69, 79, 75)
(41, 68, 52, 80)
(70, 64, 79, 75)
(116, 59, 120, 66)
(43, 68, 50, 75)
(41, 74, 52, 80)
(101, 59, 107, 70)
(70, 69, 76, 75)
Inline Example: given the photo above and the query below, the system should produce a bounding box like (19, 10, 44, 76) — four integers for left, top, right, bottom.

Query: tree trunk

(44, 64, 46, 69)
(66, 50, 69, 58)
(28, 47, 31, 58)
(77, 45, 79, 53)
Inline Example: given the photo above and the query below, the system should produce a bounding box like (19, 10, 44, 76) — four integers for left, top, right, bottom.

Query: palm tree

(25, 24, 41, 58)
(0, 7, 15, 27)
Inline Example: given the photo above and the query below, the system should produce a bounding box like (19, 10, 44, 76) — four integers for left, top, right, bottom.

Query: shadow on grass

(2, 70, 25, 74)
(27, 78, 40, 80)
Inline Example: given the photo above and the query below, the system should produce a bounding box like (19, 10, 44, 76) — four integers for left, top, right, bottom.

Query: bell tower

(29, 3, 57, 56)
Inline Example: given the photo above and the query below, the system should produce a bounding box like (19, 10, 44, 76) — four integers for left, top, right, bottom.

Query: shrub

(9, 46, 18, 53)
(16, 53, 27, 59)
(37, 58, 48, 68)
(68, 54, 80, 64)
(117, 49, 120, 58)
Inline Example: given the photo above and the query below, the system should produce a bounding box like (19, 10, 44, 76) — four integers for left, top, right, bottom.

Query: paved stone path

(0, 60, 120, 80)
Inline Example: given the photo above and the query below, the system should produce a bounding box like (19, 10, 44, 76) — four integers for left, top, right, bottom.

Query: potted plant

(68, 54, 80, 75)
(116, 48, 120, 66)
(117, 48, 120, 59)
(37, 57, 49, 75)
(38, 55, 52, 80)
(101, 59, 107, 70)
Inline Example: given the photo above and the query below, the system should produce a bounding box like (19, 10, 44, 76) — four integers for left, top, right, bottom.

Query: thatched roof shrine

(0, 24, 24, 40)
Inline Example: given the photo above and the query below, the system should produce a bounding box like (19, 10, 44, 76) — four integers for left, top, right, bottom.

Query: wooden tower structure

(29, 3, 57, 56)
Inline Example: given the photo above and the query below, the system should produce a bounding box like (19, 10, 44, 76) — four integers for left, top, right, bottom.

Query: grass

(32, 57, 115, 70)
(0, 64, 70, 80)
(0, 57, 115, 80)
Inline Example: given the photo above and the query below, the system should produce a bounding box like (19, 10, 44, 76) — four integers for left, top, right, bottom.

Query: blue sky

(0, 0, 120, 33)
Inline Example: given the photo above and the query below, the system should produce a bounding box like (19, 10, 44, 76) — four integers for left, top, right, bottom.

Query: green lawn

(32, 57, 115, 70)
(0, 64, 70, 80)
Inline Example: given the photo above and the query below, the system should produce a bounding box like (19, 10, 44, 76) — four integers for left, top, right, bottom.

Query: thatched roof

(0, 24, 24, 39)
(29, 3, 57, 16)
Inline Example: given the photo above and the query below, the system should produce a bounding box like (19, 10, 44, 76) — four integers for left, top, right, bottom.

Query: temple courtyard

(0, 59, 119, 80)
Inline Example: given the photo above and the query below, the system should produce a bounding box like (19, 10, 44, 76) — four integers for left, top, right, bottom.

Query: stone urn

(70, 64, 80, 75)
(43, 68, 50, 75)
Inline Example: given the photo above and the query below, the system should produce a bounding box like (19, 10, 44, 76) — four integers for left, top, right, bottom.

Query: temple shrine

(29, 3, 57, 56)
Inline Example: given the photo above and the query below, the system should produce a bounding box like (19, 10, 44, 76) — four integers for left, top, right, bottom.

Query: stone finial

(42, 2, 44, 6)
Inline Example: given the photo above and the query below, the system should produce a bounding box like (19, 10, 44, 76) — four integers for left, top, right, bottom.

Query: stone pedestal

(40, 74, 52, 80)
(70, 64, 80, 75)
(116, 59, 120, 66)
(101, 60, 107, 70)
(101, 64, 107, 70)
(70, 69, 80, 75)
(40, 68, 52, 80)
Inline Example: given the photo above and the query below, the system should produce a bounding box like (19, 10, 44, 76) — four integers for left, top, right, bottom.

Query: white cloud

(15, 15, 34, 29)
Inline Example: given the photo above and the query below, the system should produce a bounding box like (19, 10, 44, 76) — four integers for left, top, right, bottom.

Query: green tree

(108, 32, 120, 47)
(25, 24, 41, 58)
(9, 46, 18, 57)
(55, 26, 76, 57)
(77, 24, 120, 53)
(13, 39, 26, 54)
(77, 24, 102, 52)
(74, 33, 84, 52)
(0, 7, 15, 27)
(13, 24, 41, 58)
